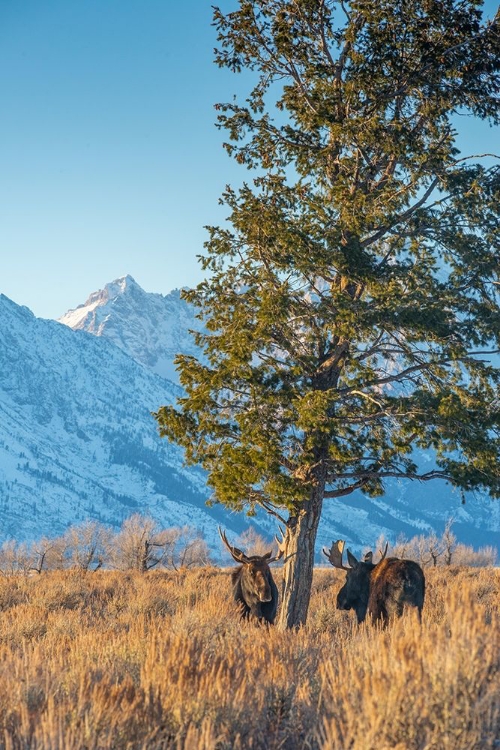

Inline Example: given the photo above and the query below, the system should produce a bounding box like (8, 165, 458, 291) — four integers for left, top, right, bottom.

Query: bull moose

(324, 540, 425, 624)
(218, 527, 283, 624)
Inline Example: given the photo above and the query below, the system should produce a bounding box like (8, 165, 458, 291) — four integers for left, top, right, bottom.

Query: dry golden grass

(0, 565, 497, 749)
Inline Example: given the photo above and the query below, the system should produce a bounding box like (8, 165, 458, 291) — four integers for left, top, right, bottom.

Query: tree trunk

(277, 483, 324, 629)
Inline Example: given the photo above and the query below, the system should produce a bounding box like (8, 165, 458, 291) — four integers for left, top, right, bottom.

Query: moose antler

(363, 542, 389, 564)
(378, 542, 389, 562)
(323, 539, 350, 570)
(218, 527, 250, 564)
(266, 524, 286, 563)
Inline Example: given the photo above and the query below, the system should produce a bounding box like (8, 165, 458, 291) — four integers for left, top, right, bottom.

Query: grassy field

(0, 565, 498, 749)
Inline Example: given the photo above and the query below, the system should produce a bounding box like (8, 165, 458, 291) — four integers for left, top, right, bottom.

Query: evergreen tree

(155, 0, 500, 628)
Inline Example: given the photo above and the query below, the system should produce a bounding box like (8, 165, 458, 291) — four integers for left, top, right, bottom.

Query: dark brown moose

(219, 527, 283, 624)
(324, 540, 425, 625)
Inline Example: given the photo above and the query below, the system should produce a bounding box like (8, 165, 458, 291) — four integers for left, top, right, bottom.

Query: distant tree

(108, 514, 170, 572)
(392, 534, 411, 560)
(453, 543, 497, 566)
(415, 532, 443, 567)
(0, 540, 30, 576)
(391, 525, 496, 567)
(29, 536, 62, 574)
(442, 517, 457, 565)
(46, 536, 70, 571)
(156, 0, 500, 628)
(64, 521, 111, 572)
(172, 527, 212, 569)
(238, 527, 278, 557)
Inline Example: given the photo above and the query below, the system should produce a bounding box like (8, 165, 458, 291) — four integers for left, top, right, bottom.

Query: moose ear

(347, 549, 359, 568)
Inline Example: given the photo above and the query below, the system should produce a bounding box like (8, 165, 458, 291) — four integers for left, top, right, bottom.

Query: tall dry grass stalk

(0, 565, 497, 749)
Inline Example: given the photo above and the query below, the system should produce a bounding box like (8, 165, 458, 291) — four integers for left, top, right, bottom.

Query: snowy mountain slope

(58, 275, 203, 382)
(1, 283, 498, 556)
(0, 294, 234, 546)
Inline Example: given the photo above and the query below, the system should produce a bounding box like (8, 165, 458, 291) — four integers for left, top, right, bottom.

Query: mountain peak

(106, 274, 140, 295)
(58, 275, 203, 382)
(58, 275, 142, 329)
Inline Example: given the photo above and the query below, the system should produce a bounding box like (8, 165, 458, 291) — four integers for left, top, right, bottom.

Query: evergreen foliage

(155, 0, 500, 626)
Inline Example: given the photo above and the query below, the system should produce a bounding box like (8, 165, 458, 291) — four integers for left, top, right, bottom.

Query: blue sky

(0, 0, 498, 319)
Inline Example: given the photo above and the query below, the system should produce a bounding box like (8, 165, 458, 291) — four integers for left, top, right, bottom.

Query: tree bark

(277, 482, 324, 629)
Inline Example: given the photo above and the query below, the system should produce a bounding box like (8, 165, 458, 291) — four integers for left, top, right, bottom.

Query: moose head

(323, 539, 388, 623)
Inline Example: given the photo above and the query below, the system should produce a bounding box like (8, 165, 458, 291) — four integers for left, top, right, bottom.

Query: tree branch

(252, 494, 289, 525)
(323, 478, 370, 497)
(324, 468, 454, 495)
(362, 177, 441, 249)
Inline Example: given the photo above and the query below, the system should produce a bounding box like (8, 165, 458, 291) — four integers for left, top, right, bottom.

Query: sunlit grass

(0, 565, 497, 749)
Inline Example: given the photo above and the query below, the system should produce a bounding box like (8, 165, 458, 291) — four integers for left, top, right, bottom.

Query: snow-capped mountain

(0, 293, 230, 546)
(58, 275, 203, 383)
(0, 279, 498, 555)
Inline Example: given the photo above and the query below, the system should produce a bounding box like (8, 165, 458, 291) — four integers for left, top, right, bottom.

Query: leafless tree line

(0, 515, 496, 576)
(0, 514, 212, 575)
(371, 519, 497, 569)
